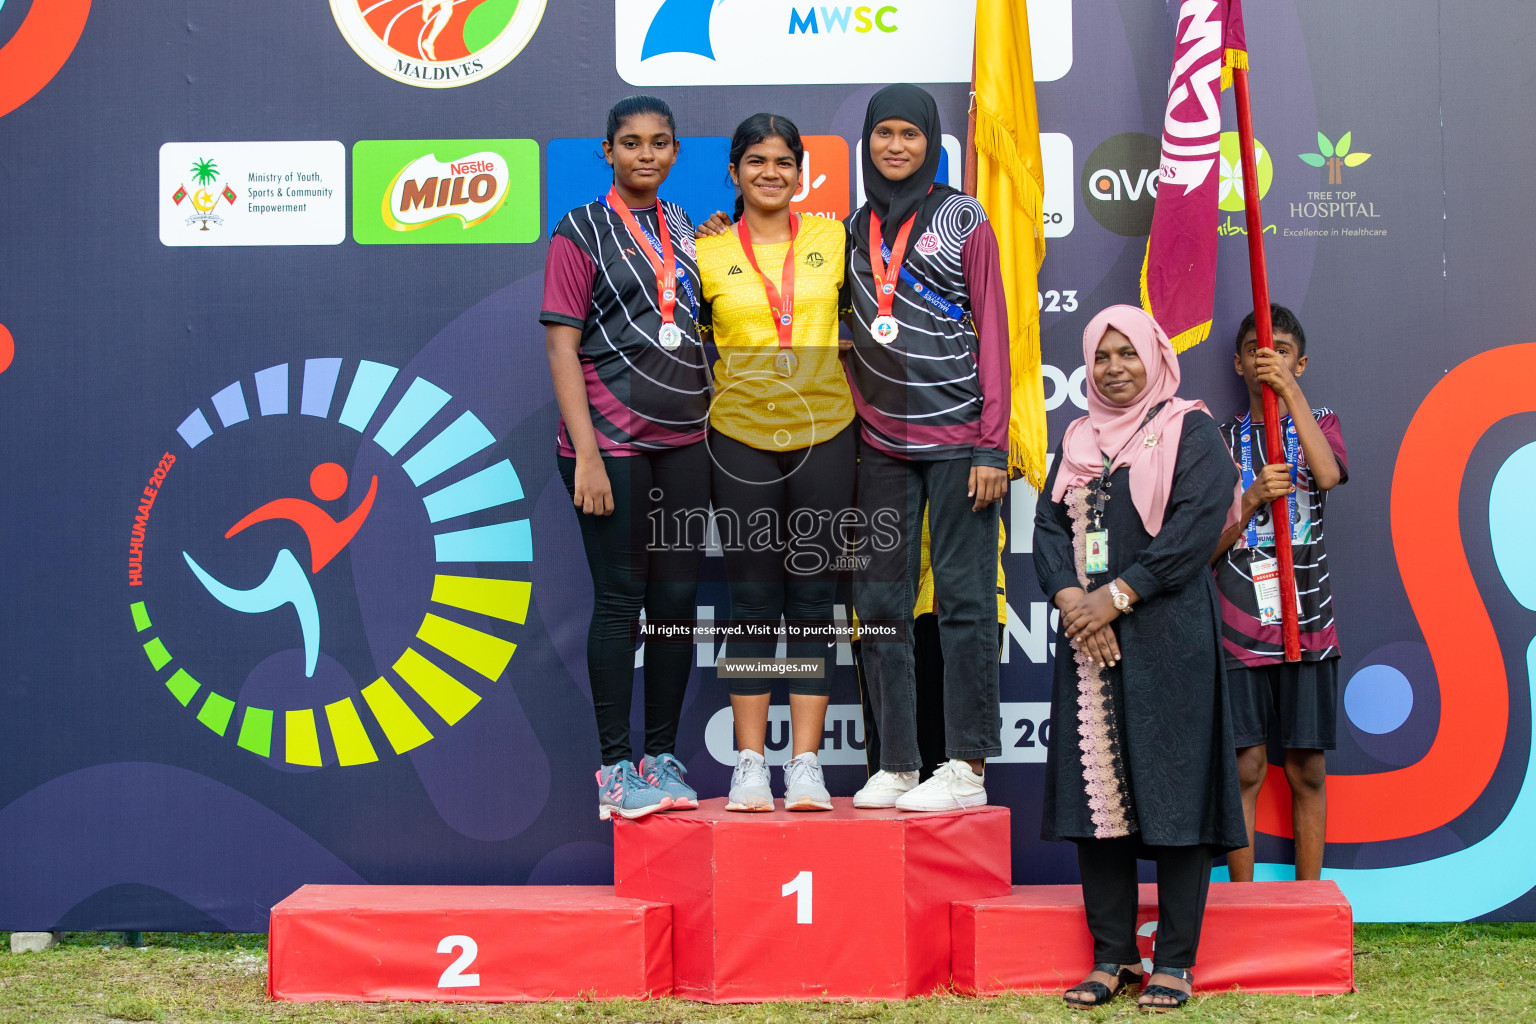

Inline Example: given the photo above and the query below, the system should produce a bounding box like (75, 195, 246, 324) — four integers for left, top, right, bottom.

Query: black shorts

(1227, 658, 1339, 750)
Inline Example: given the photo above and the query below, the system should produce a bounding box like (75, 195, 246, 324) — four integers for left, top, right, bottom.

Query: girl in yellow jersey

(696, 114, 854, 811)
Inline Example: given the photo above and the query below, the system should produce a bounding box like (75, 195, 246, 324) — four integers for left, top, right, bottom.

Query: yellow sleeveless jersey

(696, 214, 853, 450)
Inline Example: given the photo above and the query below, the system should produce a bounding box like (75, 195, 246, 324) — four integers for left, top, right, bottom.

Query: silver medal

(870, 315, 901, 345)
(658, 322, 683, 349)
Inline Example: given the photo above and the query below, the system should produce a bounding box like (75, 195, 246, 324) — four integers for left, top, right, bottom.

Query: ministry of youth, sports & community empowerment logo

(330, 0, 547, 88)
(128, 358, 530, 767)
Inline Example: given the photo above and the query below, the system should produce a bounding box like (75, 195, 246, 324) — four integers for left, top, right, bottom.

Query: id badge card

(1250, 554, 1303, 625)
(1085, 530, 1109, 575)
(1251, 555, 1282, 625)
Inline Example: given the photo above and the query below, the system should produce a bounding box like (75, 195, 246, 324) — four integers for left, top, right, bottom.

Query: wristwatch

(1108, 580, 1133, 613)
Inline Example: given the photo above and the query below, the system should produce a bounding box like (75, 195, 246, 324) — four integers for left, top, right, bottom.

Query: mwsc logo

(330, 0, 547, 88)
(616, 0, 1069, 86)
(129, 359, 530, 767)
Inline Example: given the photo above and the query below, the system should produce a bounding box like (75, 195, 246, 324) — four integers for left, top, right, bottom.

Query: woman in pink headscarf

(1032, 305, 1245, 1011)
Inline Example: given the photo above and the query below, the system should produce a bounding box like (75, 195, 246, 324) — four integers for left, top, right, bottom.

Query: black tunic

(1033, 412, 1246, 850)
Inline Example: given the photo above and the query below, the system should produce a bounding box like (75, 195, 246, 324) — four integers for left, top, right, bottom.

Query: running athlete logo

(329, 0, 548, 88)
(129, 358, 531, 767)
(182, 463, 377, 678)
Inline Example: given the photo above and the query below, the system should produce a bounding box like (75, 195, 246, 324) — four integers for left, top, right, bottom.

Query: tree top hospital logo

(128, 358, 530, 767)
(330, 0, 547, 87)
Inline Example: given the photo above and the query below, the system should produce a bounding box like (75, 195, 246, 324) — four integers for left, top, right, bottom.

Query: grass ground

(2, 925, 1535, 1023)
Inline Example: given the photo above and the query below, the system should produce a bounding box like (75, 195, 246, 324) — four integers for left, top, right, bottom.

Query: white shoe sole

(724, 797, 774, 812)
(666, 797, 698, 810)
(785, 796, 833, 811)
(599, 795, 674, 820)
(894, 791, 988, 812)
(851, 792, 904, 809)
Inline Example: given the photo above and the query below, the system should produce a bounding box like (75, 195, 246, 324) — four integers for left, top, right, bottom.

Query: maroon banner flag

(1140, 0, 1248, 351)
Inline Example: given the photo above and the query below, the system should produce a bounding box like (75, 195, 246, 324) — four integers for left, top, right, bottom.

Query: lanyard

(869, 210, 917, 321)
(1087, 402, 1167, 529)
(878, 236, 970, 323)
(1238, 413, 1301, 548)
(602, 188, 698, 322)
(736, 214, 799, 350)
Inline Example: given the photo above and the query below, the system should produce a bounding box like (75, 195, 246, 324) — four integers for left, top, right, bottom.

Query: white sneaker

(851, 769, 919, 809)
(783, 753, 833, 811)
(895, 759, 988, 812)
(726, 749, 773, 811)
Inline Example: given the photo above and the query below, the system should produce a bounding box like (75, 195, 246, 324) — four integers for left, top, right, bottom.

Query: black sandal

(1139, 964, 1193, 1012)
(1063, 962, 1142, 1009)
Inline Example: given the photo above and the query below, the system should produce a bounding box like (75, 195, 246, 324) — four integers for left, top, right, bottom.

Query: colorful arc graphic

(134, 358, 529, 767)
(0, 0, 92, 119)
(1258, 345, 1525, 843)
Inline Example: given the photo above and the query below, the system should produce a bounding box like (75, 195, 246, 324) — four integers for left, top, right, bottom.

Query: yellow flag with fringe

(969, 0, 1048, 489)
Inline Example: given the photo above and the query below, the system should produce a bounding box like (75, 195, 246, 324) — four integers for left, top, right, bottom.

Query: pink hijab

(1051, 305, 1235, 536)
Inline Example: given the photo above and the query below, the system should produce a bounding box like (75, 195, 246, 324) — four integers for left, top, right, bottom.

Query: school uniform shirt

(539, 199, 711, 456)
(696, 214, 853, 450)
(843, 192, 1011, 466)
(1213, 409, 1349, 667)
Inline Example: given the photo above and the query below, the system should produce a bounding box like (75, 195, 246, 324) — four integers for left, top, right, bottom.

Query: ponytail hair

(605, 94, 677, 144)
(728, 112, 805, 222)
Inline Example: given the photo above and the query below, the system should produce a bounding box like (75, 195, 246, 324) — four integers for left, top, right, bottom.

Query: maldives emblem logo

(172, 156, 238, 231)
(128, 357, 530, 767)
(330, 0, 548, 88)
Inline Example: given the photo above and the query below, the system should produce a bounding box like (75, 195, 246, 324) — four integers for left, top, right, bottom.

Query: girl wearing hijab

(1032, 305, 1246, 1011)
(696, 113, 851, 812)
(845, 84, 1011, 812)
(539, 95, 710, 821)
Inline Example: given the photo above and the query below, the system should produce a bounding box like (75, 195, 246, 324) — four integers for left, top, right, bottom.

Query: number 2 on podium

(782, 870, 813, 924)
(437, 935, 480, 988)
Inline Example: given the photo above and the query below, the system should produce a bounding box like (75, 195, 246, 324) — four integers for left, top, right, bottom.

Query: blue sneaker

(640, 752, 698, 810)
(596, 760, 672, 820)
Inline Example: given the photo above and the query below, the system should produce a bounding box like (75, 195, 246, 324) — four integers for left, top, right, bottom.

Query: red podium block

(613, 798, 1011, 1002)
(268, 885, 672, 1002)
(952, 880, 1353, 996)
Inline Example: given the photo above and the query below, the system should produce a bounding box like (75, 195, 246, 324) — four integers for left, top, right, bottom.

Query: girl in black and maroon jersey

(539, 95, 710, 821)
(845, 84, 1012, 813)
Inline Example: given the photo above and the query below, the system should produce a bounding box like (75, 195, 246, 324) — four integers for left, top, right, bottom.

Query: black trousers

(1075, 837, 1214, 970)
(857, 616, 1006, 780)
(709, 426, 855, 697)
(558, 444, 708, 766)
(853, 441, 1002, 770)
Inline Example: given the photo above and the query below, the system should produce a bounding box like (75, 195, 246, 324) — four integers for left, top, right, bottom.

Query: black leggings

(558, 444, 708, 766)
(1075, 837, 1215, 970)
(709, 426, 855, 697)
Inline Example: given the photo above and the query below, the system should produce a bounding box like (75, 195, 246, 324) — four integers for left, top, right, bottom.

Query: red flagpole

(1232, 67, 1301, 662)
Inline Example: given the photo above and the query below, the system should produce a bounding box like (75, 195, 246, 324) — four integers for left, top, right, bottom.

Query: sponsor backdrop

(0, 0, 1533, 930)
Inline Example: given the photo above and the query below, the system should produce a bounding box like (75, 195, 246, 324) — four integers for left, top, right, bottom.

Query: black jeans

(1075, 837, 1215, 970)
(558, 444, 708, 766)
(858, 616, 1006, 781)
(853, 440, 1002, 771)
(709, 426, 855, 697)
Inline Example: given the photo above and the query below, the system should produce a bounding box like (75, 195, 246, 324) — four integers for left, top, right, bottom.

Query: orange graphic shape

(0, 0, 92, 119)
(791, 136, 851, 221)
(360, 0, 490, 62)
(226, 474, 379, 573)
(1258, 345, 1525, 843)
(0, 323, 12, 374)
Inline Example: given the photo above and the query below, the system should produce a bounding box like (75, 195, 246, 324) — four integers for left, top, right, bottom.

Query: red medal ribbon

(869, 210, 917, 320)
(606, 186, 677, 326)
(736, 214, 800, 350)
